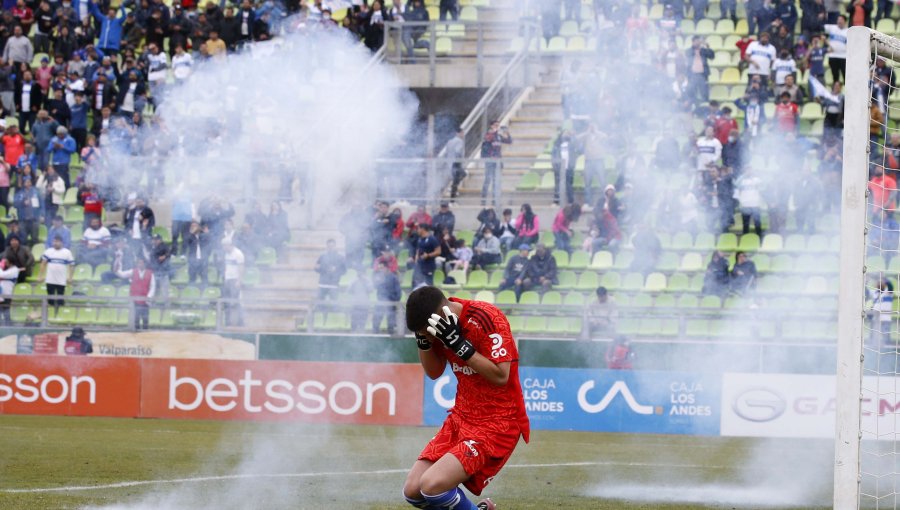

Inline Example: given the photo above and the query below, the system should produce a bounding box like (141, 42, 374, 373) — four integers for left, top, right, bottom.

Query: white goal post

(835, 26, 900, 510)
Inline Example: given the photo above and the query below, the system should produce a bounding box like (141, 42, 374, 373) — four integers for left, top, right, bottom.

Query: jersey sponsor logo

(451, 362, 476, 376)
(463, 439, 479, 457)
(577, 380, 655, 415)
(489, 333, 508, 359)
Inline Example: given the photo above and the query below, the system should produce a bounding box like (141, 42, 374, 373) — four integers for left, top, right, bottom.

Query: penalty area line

(0, 461, 710, 494)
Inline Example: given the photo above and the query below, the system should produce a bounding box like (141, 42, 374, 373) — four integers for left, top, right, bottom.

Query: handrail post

(477, 23, 484, 87)
(429, 25, 437, 86)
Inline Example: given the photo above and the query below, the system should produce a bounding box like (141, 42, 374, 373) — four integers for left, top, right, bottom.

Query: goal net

(837, 26, 900, 509)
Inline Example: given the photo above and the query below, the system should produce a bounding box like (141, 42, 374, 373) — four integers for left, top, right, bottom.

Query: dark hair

(520, 203, 535, 230)
(502, 208, 512, 216)
(596, 286, 608, 297)
(406, 286, 446, 331)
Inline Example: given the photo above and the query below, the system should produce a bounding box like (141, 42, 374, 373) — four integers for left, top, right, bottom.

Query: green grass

(0, 415, 834, 509)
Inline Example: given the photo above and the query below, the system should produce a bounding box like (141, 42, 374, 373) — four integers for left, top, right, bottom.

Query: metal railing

(382, 20, 540, 86)
(0, 293, 840, 342)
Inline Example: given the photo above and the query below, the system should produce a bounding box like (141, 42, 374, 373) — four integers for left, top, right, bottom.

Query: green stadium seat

(671, 232, 693, 250)
(456, 230, 474, 245)
(716, 233, 737, 251)
(655, 294, 676, 308)
(617, 317, 639, 336)
(630, 294, 652, 308)
(771, 254, 795, 272)
(737, 234, 760, 252)
(547, 316, 569, 334)
(638, 318, 661, 336)
(613, 251, 634, 270)
(552, 250, 570, 269)
(75, 307, 98, 325)
(520, 291, 540, 305)
(808, 234, 830, 252)
(591, 251, 613, 269)
(49, 306, 76, 325)
(566, 36, 586, 52)
(72, 263, 93, 282)
(497, 290, 517, 305)
(667, 273, 689, 293)
(465, 270, 488, 290)
(720, 68, 741, 85)
(152, 226, 172, 243)
(435, 37, 453, 54)
(96, 307, 121, 326)
(257, 247, 277, 267)
(517, 172, 539, 190)
(621, 272, 644, 291)
(244, 267, 261, 286)
(876, 18, 896, 33)
(455, 290, 473, 300)
(564, 292, 585, 306)
(475, 290, 495, 303)
(644, 272, 666, 292)
(677, 294, 699, 308)
(64, 207, 84, 224)
(13, 283, 31, 296)
(172, 265, 189, 285)
(686, 319, 709, 337)
(538, 172, 555, 190)
(179, 285, 202, 303)
(488, 271, 504, 288)
(10, 305, 29, 323)
(680, 253, 704, 272)
(700, 295, 722, 308)
(805, 276, 828, 294)
(680, 19, 695, 33)
(542, 291, 562, 305)
(716, 19, 735, 33)
(577, 272, 600, 291)
(524, 316, 546, 333)
(506, 316, 525, 332)
(92, 264, 110, 281)
(599, 272, 620, 291)
(569, 251, 589, 269)
(784, 234, 807, 252)
(688, 275, 705, 292)
(753, 254, 770, 272)
(694, 232, 715, 250)
(657, 252, 679, 272)
(557, 270, 576, 290)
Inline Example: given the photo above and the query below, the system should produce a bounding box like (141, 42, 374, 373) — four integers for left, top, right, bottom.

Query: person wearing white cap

(47, 125, 75, 188)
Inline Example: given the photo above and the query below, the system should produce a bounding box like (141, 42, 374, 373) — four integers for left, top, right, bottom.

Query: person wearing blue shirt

(46, 126, 76, 188)
(13, 177, 41, 246)
(90, 1, 127, 54)
(70, 91, 89, 150)
(413, 224, 440, 288)
(17, 142, 38, 173)
(45, 215, 71, 249)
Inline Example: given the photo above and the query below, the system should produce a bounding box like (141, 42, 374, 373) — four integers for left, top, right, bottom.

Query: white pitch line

(0, 460, 734, 494)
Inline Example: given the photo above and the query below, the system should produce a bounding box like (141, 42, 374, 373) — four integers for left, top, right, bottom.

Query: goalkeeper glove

(427, 306, 475, 361)
(414, 332, 431, 351)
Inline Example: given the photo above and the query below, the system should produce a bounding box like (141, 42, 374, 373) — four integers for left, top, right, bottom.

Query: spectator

(412, 223, 439, 288)
(315, 238, 346, 303)
(374, 246, 399, 274)
(869, 165, 897, 214)
(124, 195, 154, 252)
(596, 208, 623, 252)
(735, 91, 766, 138)
(222, 239, 245, 327)
(3, 231, 32, 285)
(117, 257, 154, 330)
(70, 92, 88, 149)
(848, 0, 872, 27)
(685, 36, 715, 105)
(772, 48, 797, 87)
(172, 45, 193, 82)
(80, 183, 103, 226)
(372, 260, 401, 334)
(825, 16, 848, 84)
(447, 239, 472, 273)
(474, 207, 500, 245)
(444, 127, 466, 199)
(480, 120, 512, 206)
(580, 123, 608, 206)
(701, 251, 730, 297)
(14, 178, 40, 246)
(713, 107, 739, 146)
(523, 243, 558, 296)
(588, 286, 618, 338)
(512, 203, 539, 247)
(730, 251, 758, 295)
(362, 1, 389, 52)
(794, 164, 824, 233)
(32, 111, 58, 168)
(803, 0, 827, 36)
(775, 74, 806, 105)
(472, 227, 502, 269)
(498, 243, 531, 298)
(64, 327, 93, 355)
(696, 126, 722, 171)
(497, 207, 517, 252)
(3, 26, 32, 68)
(0, 259, 19, 325)
(148, 235, 172, 303)
(116, 71, 146, 117)
(774, 92, 800, 133)
(265, 200, 290, 249)
(37, 166, 64, 225)
(736, 167, 764, 237)
(38, 235, 74, 311)
(91, 1, 127, 55)
(16, 71, 42, 134)
(347, 271, 372, 333)
(185, 221, 211, 286)
(370, 200, 393, 255)
(432, 202, 455, 235)
(404, 204, 431, 253)
(45, 215, 70, 250)
(439, 0, 459, 20)
(606, 336, 633, 369)
(630, 223, 662, 274)
(552, 128, 576, 206)
(552, 203, 580, 254)
(435, 226, 457, 275)
(79, 216, 111, 267)
(722, 129, 743, 172)
(745, 31, 776, 89)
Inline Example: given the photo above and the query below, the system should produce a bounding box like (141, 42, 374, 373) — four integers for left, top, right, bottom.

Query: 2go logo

(489, 334, 507, 359)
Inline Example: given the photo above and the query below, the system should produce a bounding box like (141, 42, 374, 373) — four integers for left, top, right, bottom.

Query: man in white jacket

(736, 168, 764, 237)
(0, 259, 19, 325)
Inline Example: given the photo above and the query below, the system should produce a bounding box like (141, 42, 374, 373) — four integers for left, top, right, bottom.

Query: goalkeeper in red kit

(402, 286, 530, 510)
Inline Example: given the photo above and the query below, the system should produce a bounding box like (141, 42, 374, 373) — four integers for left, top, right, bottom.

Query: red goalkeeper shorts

(418, 412, 522, 496)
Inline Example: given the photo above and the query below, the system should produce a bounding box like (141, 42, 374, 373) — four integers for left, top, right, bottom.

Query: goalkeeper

(402, 286, 530, 510)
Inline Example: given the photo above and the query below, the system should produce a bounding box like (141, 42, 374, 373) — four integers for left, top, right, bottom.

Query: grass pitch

(0, 415, 833, 509)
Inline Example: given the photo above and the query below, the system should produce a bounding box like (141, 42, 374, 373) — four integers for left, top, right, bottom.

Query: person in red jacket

(1, 124, 24, 169)
(713, 106, 739, 145)
(606, 335, 634, 369)
(80, 183, 103, 228)
(869, 165, 897, 214)
(116, 257, 155, 330)
(773, 92, 799, 133)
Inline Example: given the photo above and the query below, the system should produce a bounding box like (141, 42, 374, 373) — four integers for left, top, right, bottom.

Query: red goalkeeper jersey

(439, 297, 530, 442)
